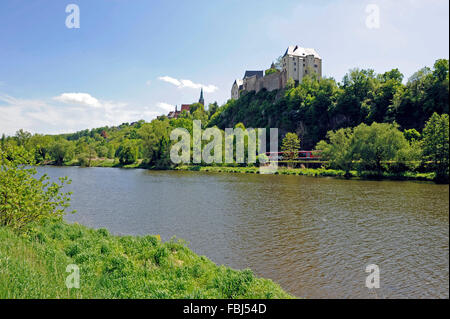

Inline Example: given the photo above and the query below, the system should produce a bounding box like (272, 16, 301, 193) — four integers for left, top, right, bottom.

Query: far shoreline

(38, 159, 441, 183)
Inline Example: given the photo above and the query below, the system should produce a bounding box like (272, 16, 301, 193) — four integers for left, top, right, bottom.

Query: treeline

(316, 114, 449, 182)
(0, 103, 215, 169)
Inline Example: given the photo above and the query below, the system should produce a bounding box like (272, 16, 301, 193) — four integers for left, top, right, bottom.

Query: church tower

(198, 88, 204, 105)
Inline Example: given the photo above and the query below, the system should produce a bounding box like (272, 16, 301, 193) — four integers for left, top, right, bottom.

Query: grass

(175, 165, 436, 181)
(62, 158, 145, 169)
(0, 220, 292, 299)
(55, 160, 437, 182)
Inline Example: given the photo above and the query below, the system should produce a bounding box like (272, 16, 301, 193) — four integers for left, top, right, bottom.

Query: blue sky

(0, 0, 448, 135)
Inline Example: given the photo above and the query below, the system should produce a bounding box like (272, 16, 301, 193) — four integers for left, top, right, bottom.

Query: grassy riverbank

(54, 158, 437, 182)
(175, 165, 436, 182)
(0, 221, 292, 299)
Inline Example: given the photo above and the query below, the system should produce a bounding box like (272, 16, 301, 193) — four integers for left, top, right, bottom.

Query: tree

(317, 122, 418, 176)
(281, 133, 300, 162)
(28, 134, 53, 163)
(316, 128, 354, 176)
(208, 102, 219, 118)
(336, 68, 377, 127)
(0, 144, 72, 230)
(390, 60, 449, 130)
(403, 128, 421, 142)
(367, 69, 403, 124)
(265, 67, 278, 76)
(422, 113, 449, 182)
(350, 122, 413, 174)
(49, 139, 74, 165)
(138, 120, 171, 165)
(15, 129, 32, 147)
(77, 142, 97, 167)
(286, 78, 295, 89)
(116, 140, 137, 165)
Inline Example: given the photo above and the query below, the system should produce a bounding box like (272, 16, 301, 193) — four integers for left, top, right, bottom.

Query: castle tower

(199, 88, 204, 105)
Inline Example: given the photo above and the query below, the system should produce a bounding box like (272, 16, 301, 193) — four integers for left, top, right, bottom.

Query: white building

(281, 45, 322, 83)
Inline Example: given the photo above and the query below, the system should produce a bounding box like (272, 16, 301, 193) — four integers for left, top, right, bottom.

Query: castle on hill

(231, 45, 322, 99)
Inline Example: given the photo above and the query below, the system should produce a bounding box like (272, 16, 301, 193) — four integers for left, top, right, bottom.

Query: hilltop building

(231, 45, 322, 99)
(282, 45, 322, 82)
(167, 89, 204, 119)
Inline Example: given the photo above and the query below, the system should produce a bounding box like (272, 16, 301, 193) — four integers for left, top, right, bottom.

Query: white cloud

(0, 93, 160, 136)
(156, 102, 175, 112)
(158, 76, 218, 93)
(54, 92, 102, 108)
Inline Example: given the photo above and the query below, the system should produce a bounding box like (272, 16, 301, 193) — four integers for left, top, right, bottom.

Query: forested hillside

(210, 59, 449, 149)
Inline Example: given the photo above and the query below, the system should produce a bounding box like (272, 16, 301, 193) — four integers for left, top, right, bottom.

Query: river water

(37, 166, 449, 298)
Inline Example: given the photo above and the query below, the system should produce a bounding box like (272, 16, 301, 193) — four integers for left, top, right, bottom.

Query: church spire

(199, 88, 204, 105)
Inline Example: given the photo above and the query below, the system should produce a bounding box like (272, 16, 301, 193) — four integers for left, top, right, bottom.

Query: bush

(0, 145, 73, 230)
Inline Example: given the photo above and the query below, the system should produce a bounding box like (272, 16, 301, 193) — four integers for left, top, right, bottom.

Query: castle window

(314, 64, 318, 68)
(294, 68, 296, 71)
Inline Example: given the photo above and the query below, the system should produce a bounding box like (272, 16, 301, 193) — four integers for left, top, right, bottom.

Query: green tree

(403, 128, 421, 142)
(390, 60, 449, 129)
(422, 113, 449, 182)
(208, 102, 219, 118)
(15, 129, 32, 147)
(351, 122, 413, 174)
(77, 143, 97, 167)
(336, 68, 377, 127)
(116, 140, 138, 165)
(286, 78, 295, 89)
(138, 120, 171, 165)
(316, 127, 354, 176)
(265, 68, 278, 76)
(0, 144, 72, 230)
(317, 123, 418, 175)
(281, 133, 300, 162)
(49, 139, 74, 165)
(367, 69, 404, 123)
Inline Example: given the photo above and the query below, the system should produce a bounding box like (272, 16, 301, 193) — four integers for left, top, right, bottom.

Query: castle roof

(243, 70, 264, 79)
(284, 45, 321, 59)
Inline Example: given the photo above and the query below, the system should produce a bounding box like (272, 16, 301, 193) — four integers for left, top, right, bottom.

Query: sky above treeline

(0, 0, 448, 135)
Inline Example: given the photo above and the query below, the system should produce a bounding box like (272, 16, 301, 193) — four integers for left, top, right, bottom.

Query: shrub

(0, 144, 73, 230)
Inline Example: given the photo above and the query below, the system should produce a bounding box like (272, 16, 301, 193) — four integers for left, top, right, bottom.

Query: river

(36, 166, 449, 298)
